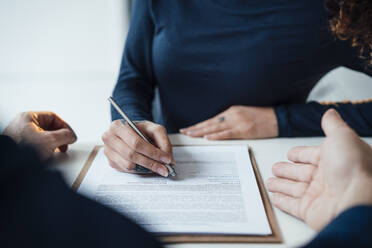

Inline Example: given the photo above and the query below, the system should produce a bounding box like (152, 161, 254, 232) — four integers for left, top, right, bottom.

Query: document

(77, 146, 272, 235)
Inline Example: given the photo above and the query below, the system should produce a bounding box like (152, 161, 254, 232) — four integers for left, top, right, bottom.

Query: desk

(1, 78, 372, 248)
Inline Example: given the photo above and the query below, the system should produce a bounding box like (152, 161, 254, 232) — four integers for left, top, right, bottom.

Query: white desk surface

(1, 78, 371, 248)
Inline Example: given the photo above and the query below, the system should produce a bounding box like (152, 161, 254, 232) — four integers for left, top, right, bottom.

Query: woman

(102, 0, 372, 176)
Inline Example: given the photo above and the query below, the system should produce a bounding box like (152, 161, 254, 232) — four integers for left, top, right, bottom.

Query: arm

(303, 206, 372, 248)
(111, 0, 156, 122)
(0, 135, 162, 248)
(266, 109, 372, 246)
(275, 100, 372, 137)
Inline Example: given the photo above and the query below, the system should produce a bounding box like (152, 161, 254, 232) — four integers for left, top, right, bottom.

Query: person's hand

(180, 106, 278, 140)
(102, 120, 175, 177)
(3, 111, 77, 159)
(266, 109, 372, 231)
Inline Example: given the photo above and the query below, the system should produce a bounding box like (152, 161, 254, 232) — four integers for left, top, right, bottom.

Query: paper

(78, 146, 271, 235)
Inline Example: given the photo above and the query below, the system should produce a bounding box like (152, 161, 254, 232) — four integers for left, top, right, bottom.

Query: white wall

(0, 0, 129, 82)
(0, 0, 130, 134)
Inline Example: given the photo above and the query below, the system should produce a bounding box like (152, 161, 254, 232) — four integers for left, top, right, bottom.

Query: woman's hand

(266, 109, 372, 231)
(180, 106, 278, 140)
(102, 120, 174, 177)
(3, 111, 77, 160)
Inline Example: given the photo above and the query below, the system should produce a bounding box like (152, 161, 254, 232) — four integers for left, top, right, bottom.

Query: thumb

(43, 128, 77, 151)
(321, 109, 357, 137)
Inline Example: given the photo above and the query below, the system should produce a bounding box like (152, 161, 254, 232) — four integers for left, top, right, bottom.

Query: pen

(108, 97, 177, 177)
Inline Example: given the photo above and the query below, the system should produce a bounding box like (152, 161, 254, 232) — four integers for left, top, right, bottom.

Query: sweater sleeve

(0, 135, 163, 248)
(275, 100, 372, 137)
(111, 0, 156, 122)
(303, 206, 372, 248)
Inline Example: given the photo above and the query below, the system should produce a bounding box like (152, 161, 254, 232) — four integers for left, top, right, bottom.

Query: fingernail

(161, 156, 171, 164)
(179, 129, 185, 132)
(157, 167, 169, 177)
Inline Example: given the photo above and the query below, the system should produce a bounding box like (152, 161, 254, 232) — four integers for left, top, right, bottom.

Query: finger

(321, 109, 357, 137)
(103, 131, 169, 177)
(103, 146, 135, 172)
(287, 146, 321, 165)
(205, 130, 237, 140)
(145, 125, 175, 164)
(43, 128, 77, 151)
(108, 159, 128, 173)
(58, 144, 68, 153)
(266, 177, 309, 198)
(272, 162, 317, 182)
(183, 123, 228, 137)
(180, 114, 222, 133)
(112, 121, 173, 164)
(50, 113, 77, 140)
(35, 112, 77, 141)
(271, 193, 302, 219)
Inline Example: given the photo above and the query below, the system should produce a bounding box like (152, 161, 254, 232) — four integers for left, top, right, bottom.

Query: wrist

(337, 174, 372, 215)
(258, 107, 278, 138)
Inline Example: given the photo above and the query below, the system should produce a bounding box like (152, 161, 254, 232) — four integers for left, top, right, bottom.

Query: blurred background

(0, 0, 130, 140)
(0, 0, 371, 142)
(0, 0, 129, 80)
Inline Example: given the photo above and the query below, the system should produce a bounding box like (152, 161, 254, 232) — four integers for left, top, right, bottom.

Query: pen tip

(170, 171, 177, 177)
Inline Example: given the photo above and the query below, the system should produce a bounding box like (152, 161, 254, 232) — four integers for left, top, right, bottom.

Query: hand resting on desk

(180, 105, 278, 140)
(266, 109, 372, 231)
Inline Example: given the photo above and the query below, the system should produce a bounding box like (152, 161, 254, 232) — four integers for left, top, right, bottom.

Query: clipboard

(72, 145, 282, 244)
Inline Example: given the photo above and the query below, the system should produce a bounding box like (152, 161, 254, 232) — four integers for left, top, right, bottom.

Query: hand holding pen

(102, 97, 176, 177)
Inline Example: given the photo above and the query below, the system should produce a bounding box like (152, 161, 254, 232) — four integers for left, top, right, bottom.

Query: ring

(218, 117, 225, 123)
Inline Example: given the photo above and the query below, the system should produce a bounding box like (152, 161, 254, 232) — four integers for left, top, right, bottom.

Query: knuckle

(111, 120, 123, 130)
(156, 125, 166, 133)
(131, 138, 142, 150)
(101, 131, 110, 143)
(149, 149, 163, 160)
(126, 149, 136, 161)
(148, 161, 159, 171)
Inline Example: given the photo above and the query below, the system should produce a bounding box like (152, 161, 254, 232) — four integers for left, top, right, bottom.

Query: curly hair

(325, 0, 372, 64)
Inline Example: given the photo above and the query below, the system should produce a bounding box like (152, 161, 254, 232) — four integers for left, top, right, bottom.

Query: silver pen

(108, 97, 177, 177)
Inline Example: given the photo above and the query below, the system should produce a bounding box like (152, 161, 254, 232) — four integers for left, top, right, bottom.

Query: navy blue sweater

(112, 0, 372, 136)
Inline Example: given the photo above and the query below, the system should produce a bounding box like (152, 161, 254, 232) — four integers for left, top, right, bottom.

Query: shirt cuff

(274, 105, 291, 137)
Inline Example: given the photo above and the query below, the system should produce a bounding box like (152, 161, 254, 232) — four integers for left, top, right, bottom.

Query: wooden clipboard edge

(72, 145, 282, 243)
(71, 145, 101, 191)
(248, 147, 282, 243)
(159, 145, 282, 243)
